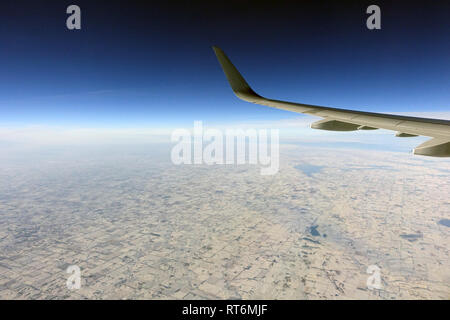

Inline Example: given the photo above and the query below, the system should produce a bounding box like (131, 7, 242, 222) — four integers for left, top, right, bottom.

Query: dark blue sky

(0, 0, 449, 127)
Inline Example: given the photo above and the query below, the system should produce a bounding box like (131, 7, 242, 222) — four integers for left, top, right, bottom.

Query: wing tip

(212, 45, 260, 102)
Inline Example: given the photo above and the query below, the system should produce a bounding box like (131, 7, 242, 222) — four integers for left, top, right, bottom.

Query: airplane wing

(212, 46, 450, 157)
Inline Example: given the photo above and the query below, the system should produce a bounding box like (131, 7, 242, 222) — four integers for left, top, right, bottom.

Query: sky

(0, 0, 449, 129)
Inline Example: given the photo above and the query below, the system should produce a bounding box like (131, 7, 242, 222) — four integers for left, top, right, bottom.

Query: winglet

(212, 46, 261, 102)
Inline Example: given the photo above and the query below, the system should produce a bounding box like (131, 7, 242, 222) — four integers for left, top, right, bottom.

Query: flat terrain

(0, 143, 448, 299)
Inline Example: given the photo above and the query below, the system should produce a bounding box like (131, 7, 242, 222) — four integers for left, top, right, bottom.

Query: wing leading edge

(212, 46, 450, 157)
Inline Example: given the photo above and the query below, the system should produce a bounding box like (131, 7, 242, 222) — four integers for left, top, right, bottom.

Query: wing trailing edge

(414, 138, 450, 157)
(212, 46, 450, 157)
